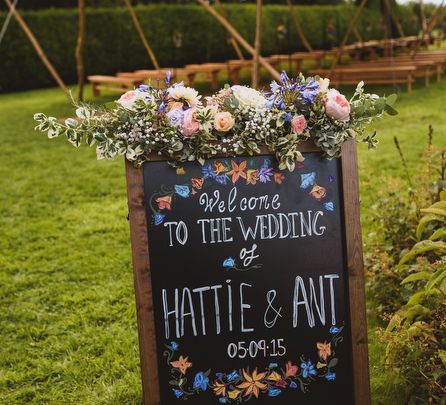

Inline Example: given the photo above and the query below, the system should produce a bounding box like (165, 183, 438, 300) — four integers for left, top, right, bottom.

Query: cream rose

(231, 85, 267, 110)
(214, 112, 235, 132)
(325, 89, 351, 122)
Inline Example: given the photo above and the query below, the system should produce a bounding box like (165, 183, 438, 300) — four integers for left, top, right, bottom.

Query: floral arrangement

(163, 326, 344, 402)
(34, 72, 397, 171)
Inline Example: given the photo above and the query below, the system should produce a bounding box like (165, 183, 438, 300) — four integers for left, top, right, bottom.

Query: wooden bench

(378, 55, 445, 82)
(310, 66, 417, 92)
(87, 75, 143, 96)
(183, 63, 227, 90)
(226, 59, 253, 84)
(344, 59, 434, 87)
(117, 69, 173, 82)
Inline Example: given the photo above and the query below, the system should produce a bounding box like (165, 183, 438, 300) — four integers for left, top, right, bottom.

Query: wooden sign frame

(125, 139, 371, 405)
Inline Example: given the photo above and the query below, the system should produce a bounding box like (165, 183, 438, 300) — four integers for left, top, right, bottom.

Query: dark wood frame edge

(125, 138, 370, 405)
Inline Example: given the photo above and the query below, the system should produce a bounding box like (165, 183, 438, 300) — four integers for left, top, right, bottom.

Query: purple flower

(259, 167, 273, 183)
(167, 108, 184, 129)
(158, 101, 167, 113)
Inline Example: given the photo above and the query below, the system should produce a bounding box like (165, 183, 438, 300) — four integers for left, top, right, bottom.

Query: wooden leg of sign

(125, 160, 161, 405)
(341, 140, 371, 405)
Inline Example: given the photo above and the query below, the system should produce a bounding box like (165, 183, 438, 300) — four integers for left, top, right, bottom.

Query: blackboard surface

(142, 153, 354, 404)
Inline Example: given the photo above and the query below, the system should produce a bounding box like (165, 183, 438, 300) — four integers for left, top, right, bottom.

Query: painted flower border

(148, 156, 336, 229)
(164, 326, 344, 403)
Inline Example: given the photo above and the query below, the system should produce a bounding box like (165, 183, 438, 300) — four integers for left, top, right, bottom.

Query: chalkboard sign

(125, 140, 370, 405)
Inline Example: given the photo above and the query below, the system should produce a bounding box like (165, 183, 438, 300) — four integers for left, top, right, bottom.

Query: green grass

(0, 79, 445, 404)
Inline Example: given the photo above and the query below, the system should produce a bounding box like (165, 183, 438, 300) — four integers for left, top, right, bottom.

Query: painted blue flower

(202, 163, 216, 179)
(193, 372, 209, 391)
(227, 370, 240, 382)
(170, 341, 179, 350)
(174, 185, 190, 198)
(167, 108, 184, 129)
(153, 212, 165, 226)
(215, 174, 230, 185)
(268, 362, 278, 369)
(301, 360, 317, 379)
(223, 257, 236, 268)
(325, 372, 336, 381)
(329, 175, 335, 183)
(215, 372, 224, 379)
(324, 201, 334, 211)
(300, 172, 316, 189)
(330, 326, 341, 334)
(268, 388, 282, 397)
(172, 389, 183, 398)
(290, 381, 298, 389)
(259, 167, 273, 183)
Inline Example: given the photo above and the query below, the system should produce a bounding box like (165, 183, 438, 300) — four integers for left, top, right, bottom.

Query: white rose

(231, 85, 267, 110)
(117, 90, 146, 110)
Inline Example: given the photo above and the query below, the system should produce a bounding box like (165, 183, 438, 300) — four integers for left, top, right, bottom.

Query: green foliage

(0, 4, 417, 92)
(383, 194, 446, 403)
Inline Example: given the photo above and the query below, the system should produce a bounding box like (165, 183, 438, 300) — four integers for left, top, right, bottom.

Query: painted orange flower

(227, 160, 247, 184)
(285, 360, 298, 377)
(191, 177, 204, 190)
(213, 162, 227, 175)
(170, 355, 192, 375)
(213, 381, 227, 397)
(237, 368, 267, 398)
(246, 169, 259, 185)
(317, 341, 332, 361)
(309, 184, 327, 201)
(156, 195, 172, 210)
(273, 172, 285, 184)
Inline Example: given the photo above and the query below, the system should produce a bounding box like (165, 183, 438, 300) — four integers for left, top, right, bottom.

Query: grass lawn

(0, 78, 445, 404)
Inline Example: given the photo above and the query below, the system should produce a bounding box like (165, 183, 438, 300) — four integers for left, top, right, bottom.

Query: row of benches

(87, 38, 443, 96)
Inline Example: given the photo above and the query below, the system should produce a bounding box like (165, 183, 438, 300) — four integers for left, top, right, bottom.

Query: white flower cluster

(232, 85, 267, 112)
(242, 108, 276, 140)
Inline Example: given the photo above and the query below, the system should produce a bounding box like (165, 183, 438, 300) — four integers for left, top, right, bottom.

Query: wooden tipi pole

(123, 0, 160, 70)
(286, 0, 313, 52)
(3, 0, 68, 96)
(214, 0, 245, 60)
(75, 0, 86, 101)
(383, 0, 405, 37)
(329, 0, 368, 76)
(197, 0, 281, 81)
(252, 0, 262, 88)
(427, 0, 445, 33)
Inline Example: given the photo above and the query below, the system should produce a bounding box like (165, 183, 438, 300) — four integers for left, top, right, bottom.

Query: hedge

(0, 4, 419, 92)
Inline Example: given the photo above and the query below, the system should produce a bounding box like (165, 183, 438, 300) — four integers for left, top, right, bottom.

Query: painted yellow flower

(228, 389, 242, 399)
(213, 381, 226, 397)
(246, 169, 259, 185)
(267, 371, 282, 381)
(213, 162, 227, 175)
(237, 368, 267, 398)
(170, 355, 192, 375)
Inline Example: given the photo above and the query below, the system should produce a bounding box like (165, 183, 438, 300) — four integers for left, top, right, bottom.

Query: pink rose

(325, 89, 350, 122)
(117, 90, 145, 110)
(214, 111, 235, 132)
(291, 114, 307, 135)
(182, 108, 200, 137)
